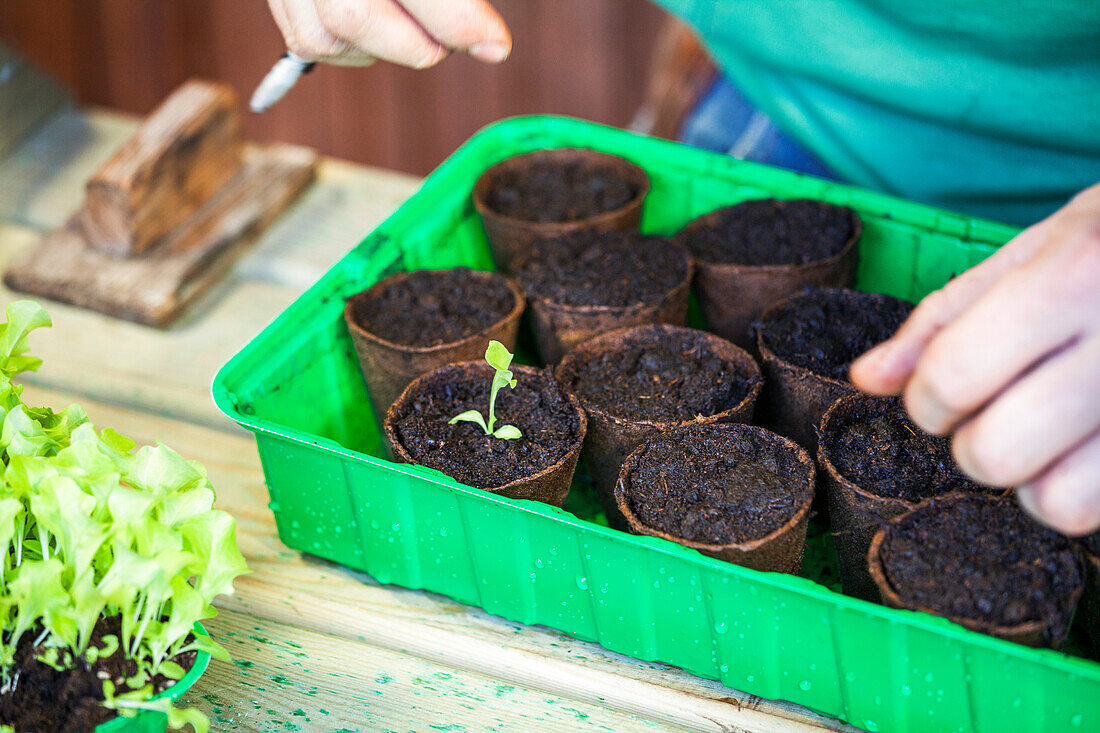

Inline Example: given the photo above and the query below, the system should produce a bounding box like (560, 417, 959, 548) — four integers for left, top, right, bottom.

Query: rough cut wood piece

(4, 143, 317, 327)
(80, 79, 243, 257)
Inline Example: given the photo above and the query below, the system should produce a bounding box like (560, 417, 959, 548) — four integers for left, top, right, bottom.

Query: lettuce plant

(0, 301, 249, 732)
(449, 341, 523, 439)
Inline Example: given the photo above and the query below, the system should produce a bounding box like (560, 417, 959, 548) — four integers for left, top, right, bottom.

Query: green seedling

(448, 341, 523, 440)
(0, 300, 247, 731)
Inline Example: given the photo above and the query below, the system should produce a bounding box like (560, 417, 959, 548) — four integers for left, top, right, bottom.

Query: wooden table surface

(0, 109, 860, 733)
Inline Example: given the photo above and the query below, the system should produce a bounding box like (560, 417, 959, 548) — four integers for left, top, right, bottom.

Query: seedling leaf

(449, 410, 488, 433)
(485, 340, 514, 371)
(447, 341, 522, 440)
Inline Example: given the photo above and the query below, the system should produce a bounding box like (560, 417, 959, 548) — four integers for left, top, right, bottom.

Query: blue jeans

(679, 76, 837, 181)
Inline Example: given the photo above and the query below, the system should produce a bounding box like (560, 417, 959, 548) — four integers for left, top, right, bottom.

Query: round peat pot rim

(513, 238, 695, 318)
(755, 287, 901, 392)
(614, 422, 815, 554)
(383, 360, 587, 497)
(472, 148, 651, 232)
(676, 201, 863, 274)
(343, 269, 526, 356)
(816, 391, 922, 507)
(554, 324, 763, 432)
(867, 492, 1086, 645)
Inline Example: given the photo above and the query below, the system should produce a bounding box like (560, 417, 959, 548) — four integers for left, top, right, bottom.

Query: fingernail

(470, 42, 509, 63)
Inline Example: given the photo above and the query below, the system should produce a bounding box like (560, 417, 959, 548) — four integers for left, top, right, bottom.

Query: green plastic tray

(212, 115, 1100, 733)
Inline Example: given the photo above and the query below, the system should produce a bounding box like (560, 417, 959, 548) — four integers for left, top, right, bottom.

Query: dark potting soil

(759, 288, 913, 381)
(623, 424, 811, 545)
(485, 160, 637, 222)
(392, 364, 581, 489)
(557, 326, 758, 422)
(514, 231, 688, 308)
(0, 615, 196, 733)
(351, 268, 516, 348)
(682, 199, 858, 266)
(879, 494, 1084, 639)
(824, 396, 987, 502)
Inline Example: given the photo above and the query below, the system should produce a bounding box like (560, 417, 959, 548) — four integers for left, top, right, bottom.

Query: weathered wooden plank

(0, 222, 300, 431)
(0, 109, 137, 231)
(182, 609, 695, 733)
(5, 142, 317, 326)
(0, 44, 71, 160)
(19, 383, 856, 733)
(0, 110, 421, 289)
(81, 80, 243, 257)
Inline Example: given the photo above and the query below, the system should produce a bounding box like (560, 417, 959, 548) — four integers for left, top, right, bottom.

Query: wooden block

(80, 79, 243, 257)
(4, 142, 317, 327)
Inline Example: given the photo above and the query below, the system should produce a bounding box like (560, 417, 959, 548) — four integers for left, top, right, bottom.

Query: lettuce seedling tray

(213, 116, 1100, 732)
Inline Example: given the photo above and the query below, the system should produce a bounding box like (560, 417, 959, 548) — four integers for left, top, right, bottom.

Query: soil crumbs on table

(559, 326, 757, 422)
(352, 268, 515, 347)
(0, 615, 196, 733)
(515, 231, 688, 308)
(625, 424, 810, 545)
(683, 199, 857, 266)
(486, 160, 637, 222)
(761, 289, 913, 381)
(880, 495, 1083, 640)
(392, 364, 581, 489)
(825, 396, 986, 501)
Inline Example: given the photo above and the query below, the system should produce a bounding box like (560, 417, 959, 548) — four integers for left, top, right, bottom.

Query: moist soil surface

(485, 160, 637, 223)
(623, 424, 810, 545)
(824, 396, 987, 502)
(682, 199, 857, 266)
(391, 364, 581, 489)
(351, 268, 515, 348)
(0, 615, 196, 733)
(760, 289, 913, 381)
(879, 494, 1083, 640)
(514, 231, 688, 308)
(557, 326, 757, 423)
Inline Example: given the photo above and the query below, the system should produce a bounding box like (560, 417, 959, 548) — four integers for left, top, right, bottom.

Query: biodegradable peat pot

(513, 230, 692, 364)
(818, 393, 1000, 600)
(678, 199, 861, 349)
(384, 361, 586, 506)
(616, 423, 814, 573)
(755, 288, 913, 449)
(556, 324, 762, 529)
(472, 148, 650, 271)
(869, 493, 1085, 648)
(1081, 533, 1100, 656)
(344, 268, 525, 426)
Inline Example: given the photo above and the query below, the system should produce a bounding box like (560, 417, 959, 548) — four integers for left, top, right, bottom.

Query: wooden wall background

(0, 0, 668, 174)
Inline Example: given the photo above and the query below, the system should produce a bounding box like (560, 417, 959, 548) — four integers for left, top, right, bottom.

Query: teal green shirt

(656, 0, 1100, 226)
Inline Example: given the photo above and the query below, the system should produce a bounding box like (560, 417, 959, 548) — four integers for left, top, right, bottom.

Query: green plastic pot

(93, 624, 211, 733)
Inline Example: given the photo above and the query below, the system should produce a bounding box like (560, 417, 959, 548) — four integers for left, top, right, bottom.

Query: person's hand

(850, 183, 1100, 536)
(266, 0, 511, 68)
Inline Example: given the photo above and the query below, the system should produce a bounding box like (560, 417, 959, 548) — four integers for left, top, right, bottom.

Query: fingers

(1017, 428, 1100, 536)
(268, 0, 510, 68)
(903, 221, 1100, 435)
(951, 335, 1100, 487)
(850, 215, 1054, 395)
(315, 0, 447, 68)
(400, 0, 512, 62)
